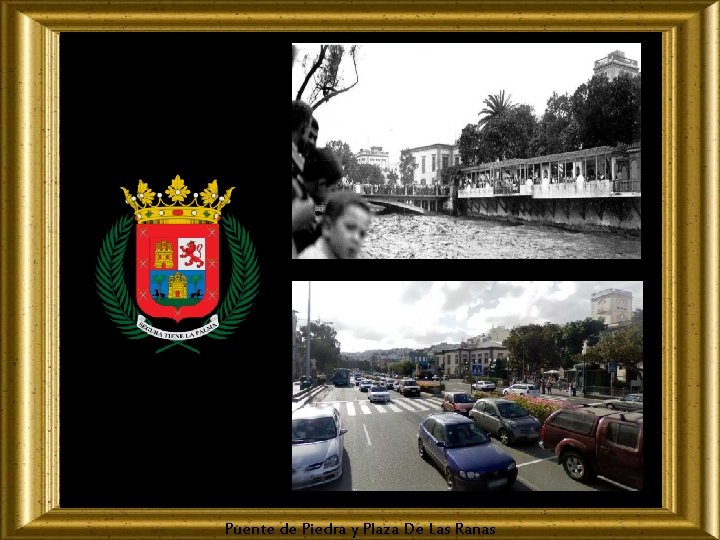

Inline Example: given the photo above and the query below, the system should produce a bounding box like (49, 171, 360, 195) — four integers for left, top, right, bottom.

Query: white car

(502, 383, 541, 397)
(368, 385, 390, 403)
(472, 380, 496, 391)
(292, 406, 347, 490)
(359, 380, 372, 392)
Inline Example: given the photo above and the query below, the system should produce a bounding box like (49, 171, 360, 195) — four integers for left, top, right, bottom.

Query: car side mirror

(436, 441, 446, 448)
(339, 428, 348, 435)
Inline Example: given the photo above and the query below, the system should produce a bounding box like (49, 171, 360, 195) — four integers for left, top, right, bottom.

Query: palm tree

(478, 90, 513, 129)
(152, 273, 166, 297)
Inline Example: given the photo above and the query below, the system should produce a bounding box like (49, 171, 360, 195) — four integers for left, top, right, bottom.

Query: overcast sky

(292, 281, 643, 353)
(292, 42, 642, 166)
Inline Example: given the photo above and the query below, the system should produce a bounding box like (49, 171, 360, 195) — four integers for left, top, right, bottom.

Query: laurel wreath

(95, 214, 259, 344)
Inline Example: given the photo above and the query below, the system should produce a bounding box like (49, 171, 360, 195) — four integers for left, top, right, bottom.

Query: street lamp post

(582, 339, 588, 398)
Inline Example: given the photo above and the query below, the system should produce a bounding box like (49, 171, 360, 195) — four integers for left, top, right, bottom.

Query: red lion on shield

(180, 241, 204, 268)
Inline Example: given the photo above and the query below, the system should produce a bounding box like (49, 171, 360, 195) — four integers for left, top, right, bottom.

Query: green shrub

(501, 394, 570, 422)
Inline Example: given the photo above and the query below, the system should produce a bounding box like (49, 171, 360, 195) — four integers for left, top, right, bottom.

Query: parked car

(472, 380, 496, 391)
(399, 378, 421, 397)
(384, 379, 396, 390)
(368, 385, 391, 403)
(502, 383, 540, 397)
(417, 413, 517, 490)
(432, 375, 440, 381)
(469, 398, 541, 446)
(540, 406, 643, 490)
(292, 406, 347, 490)
(602, 393, 643, 412)
(441, 392, 476, 416)
(392, 380, 402, 392)
(359, 380, 372, 392)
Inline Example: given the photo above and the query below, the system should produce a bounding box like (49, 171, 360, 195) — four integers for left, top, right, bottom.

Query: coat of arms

(96, 175, 259, 353)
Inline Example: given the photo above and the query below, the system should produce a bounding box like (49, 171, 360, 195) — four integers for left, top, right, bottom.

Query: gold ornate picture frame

(1, 1, 718, 538)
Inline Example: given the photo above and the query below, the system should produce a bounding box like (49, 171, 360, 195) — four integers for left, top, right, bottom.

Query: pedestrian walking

(540, 380, 545, 394)
(547, 381, 552, 395)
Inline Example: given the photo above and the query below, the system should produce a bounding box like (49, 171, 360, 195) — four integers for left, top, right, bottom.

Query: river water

(362, 213, 641, 259)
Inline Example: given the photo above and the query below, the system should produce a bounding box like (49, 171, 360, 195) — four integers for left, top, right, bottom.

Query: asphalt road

(293, 381, 628, 492)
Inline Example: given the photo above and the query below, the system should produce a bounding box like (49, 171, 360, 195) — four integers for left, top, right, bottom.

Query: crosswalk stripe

(387, 403, 402, 412)
(372, 403, 388, 413)
(393, 399, 417, 411)
(360, 403, 372, 415)
(399, 398, 430, 411)
(346, 402, 356, 416)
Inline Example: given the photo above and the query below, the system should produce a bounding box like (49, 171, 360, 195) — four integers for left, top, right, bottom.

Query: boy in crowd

(297, 191, 372, 259)
(293, 146, 343, 254)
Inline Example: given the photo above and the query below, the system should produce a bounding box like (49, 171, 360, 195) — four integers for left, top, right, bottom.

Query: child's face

(324, 205, 371, 259)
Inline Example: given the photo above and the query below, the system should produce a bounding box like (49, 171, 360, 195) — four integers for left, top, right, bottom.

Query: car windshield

(292, 417, 337, 443)
(497, 402, 529, 418)
(371, 386, 385, 392)
(453, 394, 473, 403)
(445, 422, 489, 448)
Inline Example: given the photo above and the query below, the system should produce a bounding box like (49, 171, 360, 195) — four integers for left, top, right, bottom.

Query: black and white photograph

(292, 281, 653, 494)
(292, 43, 643, 259)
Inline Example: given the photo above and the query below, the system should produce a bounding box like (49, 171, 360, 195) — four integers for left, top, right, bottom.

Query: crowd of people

(292, 46, 372, 259)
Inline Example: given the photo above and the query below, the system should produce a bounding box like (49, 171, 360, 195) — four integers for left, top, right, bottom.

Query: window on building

(422, 156, 426, 174)
(432, 155, 436, 172)
(455, 156, 460, 165)
(442, 156, 449, 169)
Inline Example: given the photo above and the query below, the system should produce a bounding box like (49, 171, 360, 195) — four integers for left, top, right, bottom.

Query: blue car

(418, 413, 517, 490)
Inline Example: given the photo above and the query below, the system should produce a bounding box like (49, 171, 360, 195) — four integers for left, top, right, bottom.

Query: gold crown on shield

(121, 175, 234, 224)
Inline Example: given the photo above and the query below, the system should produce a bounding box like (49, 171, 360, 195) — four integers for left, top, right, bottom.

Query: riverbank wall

(456, 195, 641, 235)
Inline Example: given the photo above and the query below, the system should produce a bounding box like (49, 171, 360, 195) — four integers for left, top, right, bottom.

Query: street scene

(292, 43, 642, 259)
(292, 282, 644, 492)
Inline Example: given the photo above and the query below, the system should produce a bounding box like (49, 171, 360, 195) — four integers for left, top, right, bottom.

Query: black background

(60, 32, 661, 508)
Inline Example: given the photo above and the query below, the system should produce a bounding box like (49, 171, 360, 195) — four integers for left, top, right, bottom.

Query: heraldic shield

(136, 223, 219, 322)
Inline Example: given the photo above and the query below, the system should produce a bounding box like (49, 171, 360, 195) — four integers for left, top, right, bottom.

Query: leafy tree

(353, 163, 385, 185)
(558, 318, 606, 369)
(481, 104, 537, 161)
(396, 360, 416, 376)
(457, 123, 482, 165)
(584, 318, 643, 382)
(386, 170, 399, 184)
(299, 322, 341, 375)
(325, 140, 359, 181)
(531, 92, 580, 156)
(295, 45, 360, 111)
(440, 164, 465, 187)
(399, 149, 417, 186)
(478, 90, 514, 129)
(572, 73, 641, 148)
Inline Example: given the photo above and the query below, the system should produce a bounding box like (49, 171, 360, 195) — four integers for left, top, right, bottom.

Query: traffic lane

(496, 440, 623, 491)
(306, 390, 447, 491)
(343, 394, 447, 491)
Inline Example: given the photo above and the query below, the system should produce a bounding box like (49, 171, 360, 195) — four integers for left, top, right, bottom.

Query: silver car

(469, 398, 541, 446)
(368, 385, 390, 403)
(602, 393, 643, 412)
(292, 406, 347, 490)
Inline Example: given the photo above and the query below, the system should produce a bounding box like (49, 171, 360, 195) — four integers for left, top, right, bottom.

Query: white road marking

(360, 403, 372, 415)
(399, 398, 430, 411)
(363, 424, 372, 446)
(346, 402, 356, 416)
(516, 457, 556, 468)
(387, 403, 403, 412)
(333, 402, 341, 411)
(372, 403, 388, 413)
(393, 399, 418, 411)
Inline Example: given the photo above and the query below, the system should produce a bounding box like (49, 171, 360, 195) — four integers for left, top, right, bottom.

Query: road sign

(471, 364, 481, 375)
(607, 362, 617, 373)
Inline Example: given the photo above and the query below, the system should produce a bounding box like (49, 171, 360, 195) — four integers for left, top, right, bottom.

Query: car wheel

(445, 467, 457, 490)
(606, 403, 615, 410)
(418, 439, 429, 462)
(562, 452, 594, 482)
(498, 429, 510, 446)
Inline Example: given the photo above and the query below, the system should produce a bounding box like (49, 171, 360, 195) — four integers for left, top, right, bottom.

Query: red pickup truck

(540, 406, 643, 490)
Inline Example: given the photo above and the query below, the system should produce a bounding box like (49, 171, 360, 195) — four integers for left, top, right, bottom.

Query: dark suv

(399, 378, 421, 397)
(540, 406, 643, 490)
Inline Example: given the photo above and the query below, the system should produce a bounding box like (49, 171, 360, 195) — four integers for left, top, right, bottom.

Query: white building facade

(405, 143, 462, 185)
(591, 288, 633, 326)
